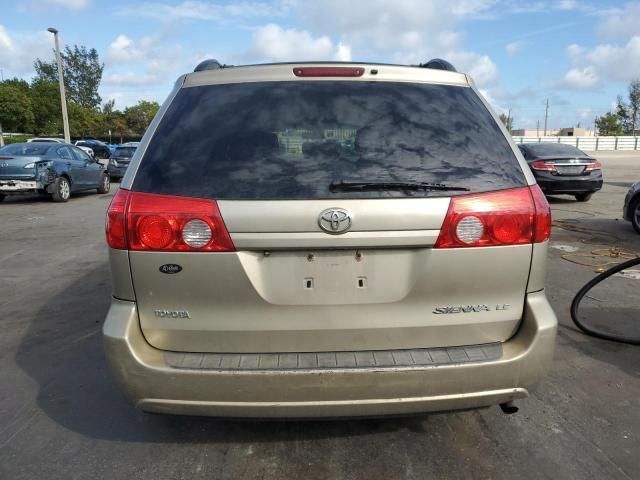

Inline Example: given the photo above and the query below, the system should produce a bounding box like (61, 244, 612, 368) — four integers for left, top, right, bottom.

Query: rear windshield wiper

(329, 180, 470, 192)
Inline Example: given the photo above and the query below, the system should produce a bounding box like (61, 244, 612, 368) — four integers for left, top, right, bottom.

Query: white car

(27, 137, 66, 143)
(76, 145, 96, 159)
(28, 138, 95, 159)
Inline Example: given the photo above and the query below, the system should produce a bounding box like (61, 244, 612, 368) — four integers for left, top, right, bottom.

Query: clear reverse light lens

(182, 219, 212, 248)
(455, 215, 484, 244)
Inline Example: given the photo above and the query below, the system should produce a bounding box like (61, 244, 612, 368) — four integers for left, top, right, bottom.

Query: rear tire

(575, 192, 593, 202)
(51, 177, 71, 202)
(97, 174, 111, 194)
(630, 196, 640, 234)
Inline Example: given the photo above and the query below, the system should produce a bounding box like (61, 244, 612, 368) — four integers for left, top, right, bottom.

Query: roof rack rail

(419, 58, 457, 72)
(194, 59, 231, 72)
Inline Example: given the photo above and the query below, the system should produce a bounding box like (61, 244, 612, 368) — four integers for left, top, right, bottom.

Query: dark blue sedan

(0, 142, 110, 202)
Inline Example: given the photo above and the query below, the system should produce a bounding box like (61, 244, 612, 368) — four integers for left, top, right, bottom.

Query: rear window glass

(0, 144, 52, 156)
(525, 143, 587, 157)
(134, 81, 525, 199)
(114, 147, 136, 158)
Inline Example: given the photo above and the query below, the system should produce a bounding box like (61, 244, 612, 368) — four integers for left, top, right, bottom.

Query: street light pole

(48, 27, 71, 144)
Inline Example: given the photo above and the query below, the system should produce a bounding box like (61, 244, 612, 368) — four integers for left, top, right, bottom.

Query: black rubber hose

(570, 256, 640, 345)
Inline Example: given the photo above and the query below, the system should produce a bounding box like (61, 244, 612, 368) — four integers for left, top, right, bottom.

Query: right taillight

(584, 160, 602, 171)
(434, 186, 551, 248)
(105, 189, 235, 252)
(530, 184, 551, 242)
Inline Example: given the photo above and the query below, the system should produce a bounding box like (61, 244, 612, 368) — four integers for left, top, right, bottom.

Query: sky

(0, 0, 639, 130)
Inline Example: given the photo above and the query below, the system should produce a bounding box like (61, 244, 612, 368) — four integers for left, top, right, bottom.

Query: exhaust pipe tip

(499, 401, 519, 414)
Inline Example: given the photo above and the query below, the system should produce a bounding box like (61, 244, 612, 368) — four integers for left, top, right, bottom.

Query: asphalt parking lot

(1, 151, 639, 480)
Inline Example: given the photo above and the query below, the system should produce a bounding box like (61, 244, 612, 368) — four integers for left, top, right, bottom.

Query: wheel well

(626, 192, 640, 220)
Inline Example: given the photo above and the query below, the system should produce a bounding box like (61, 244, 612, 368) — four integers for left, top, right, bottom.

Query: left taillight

(529, 160, 556, 172)
(106, 188, 129, 249)
(105, 189, 235, 252)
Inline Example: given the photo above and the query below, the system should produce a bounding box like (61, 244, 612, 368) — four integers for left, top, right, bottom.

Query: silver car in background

(103, 60, 556, 418)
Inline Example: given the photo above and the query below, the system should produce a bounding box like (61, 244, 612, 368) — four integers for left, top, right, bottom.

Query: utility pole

(507, 108, 512, 134)
(48, 27, 71, 144)
(536, 119, 540, 137)
(543, 98, 549, 136)
(0, 121, 4, 147)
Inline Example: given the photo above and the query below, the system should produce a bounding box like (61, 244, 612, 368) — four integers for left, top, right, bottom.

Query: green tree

(614, 80, 640, 134)
(102, 99, 129, 142)
(33, 59, 57, 82)
(616, 95, 632, 133)
(629, 79, 640, 135)
(30, 79, 61, 135)
(595, 112, 623, 136)
(124, 100, 160, 134)
(2, 78, 31, 96)
(34, 44, 104, 110)
(68, 102, 102, 138)
(498, 113, 513, 132)
(0, 83, 35, 133)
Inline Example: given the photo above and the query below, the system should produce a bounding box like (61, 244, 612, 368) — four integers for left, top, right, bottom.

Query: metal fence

(511, 136, 640, 151)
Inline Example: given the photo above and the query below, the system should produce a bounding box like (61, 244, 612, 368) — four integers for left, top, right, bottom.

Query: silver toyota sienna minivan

(103, 60, 557, 418)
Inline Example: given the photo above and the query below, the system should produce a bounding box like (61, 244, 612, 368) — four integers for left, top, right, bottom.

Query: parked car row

(27, 137, 137, 163)
(0, 142, 110, 202)
(0, 140, 138, 202)
(3, 133, 635, 234)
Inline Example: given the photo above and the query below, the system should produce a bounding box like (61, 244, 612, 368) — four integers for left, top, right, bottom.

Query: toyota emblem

(318, 208, 352, 234)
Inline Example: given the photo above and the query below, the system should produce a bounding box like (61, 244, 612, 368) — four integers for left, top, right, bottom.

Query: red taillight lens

(106, 188, 130, 249)
(293, 67, 364, 77)
(434, 186, 550, 248)
(584, 160, 602, 171)
(137, 215, 174, 249)
(105, 189, 234, 252)
(530, 184, 551, 242)
(529, 160, 556, 171)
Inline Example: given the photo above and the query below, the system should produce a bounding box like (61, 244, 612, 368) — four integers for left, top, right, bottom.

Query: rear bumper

(103, 291, 557, 417)
(0, 179, 44, 194)
(107, 165, 128, 179)
(535, 173, 603, 194)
